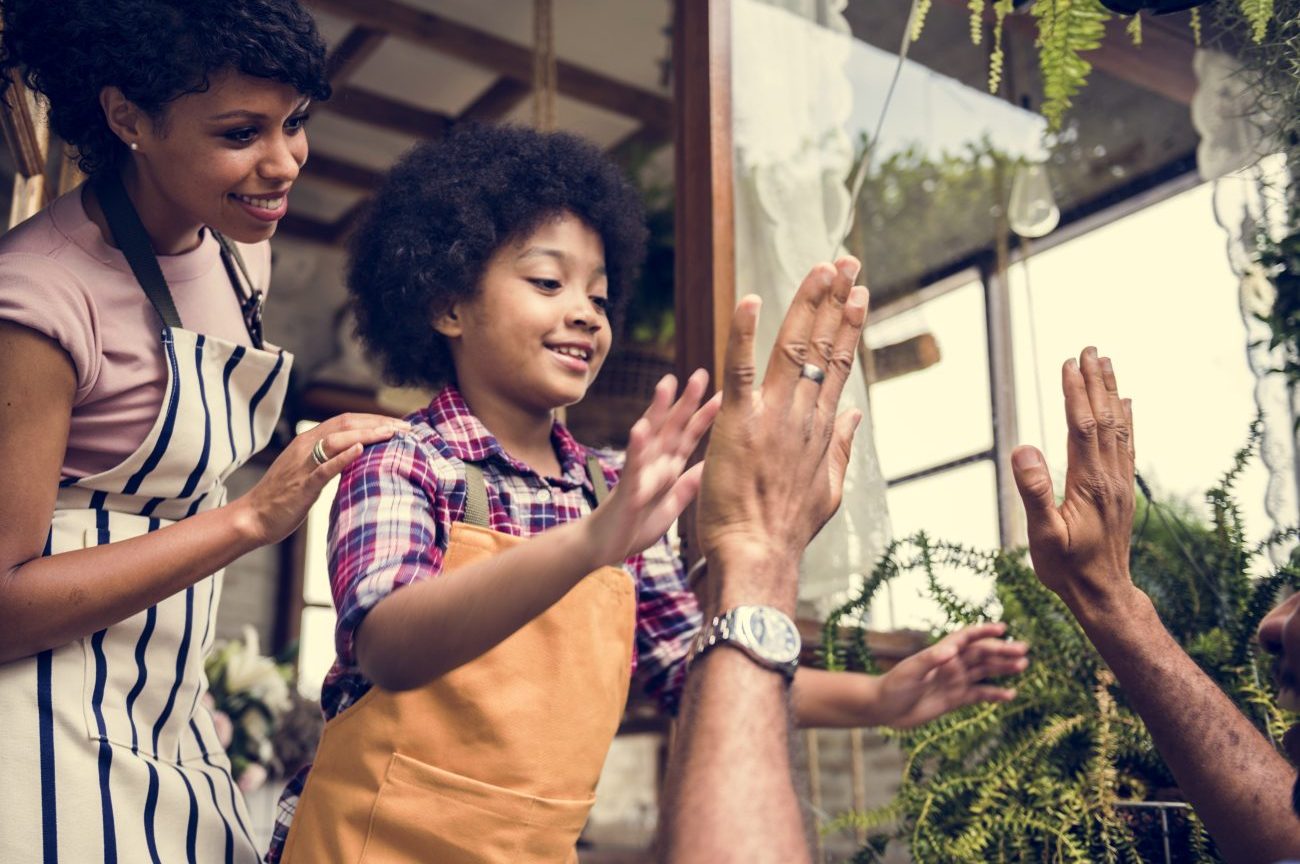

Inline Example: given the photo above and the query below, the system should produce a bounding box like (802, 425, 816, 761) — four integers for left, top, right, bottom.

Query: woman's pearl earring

(128, 142, 139, 151)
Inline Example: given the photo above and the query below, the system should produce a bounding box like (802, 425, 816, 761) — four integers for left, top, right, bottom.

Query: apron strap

(94, 171, 183, 331)
(462, 462, 492, 529)
(585, 455, 609, 506)
(94, 172, 265, 347)
(213, 231, 266, 349)
(460, 455, 611, 529)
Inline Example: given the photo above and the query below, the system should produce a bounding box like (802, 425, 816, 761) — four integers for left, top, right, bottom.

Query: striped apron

(0, 174, 292, 863)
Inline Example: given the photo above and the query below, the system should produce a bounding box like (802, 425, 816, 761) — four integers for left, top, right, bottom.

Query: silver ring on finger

(311, 439, 329, 467)
(798, 363, 826, 386)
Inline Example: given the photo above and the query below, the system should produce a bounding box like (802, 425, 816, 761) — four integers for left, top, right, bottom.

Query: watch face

(740, 606, 801, 664)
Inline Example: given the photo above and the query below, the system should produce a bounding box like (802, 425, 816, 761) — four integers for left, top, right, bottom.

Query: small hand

(1011, 348, 1137, 618)
(586, 369, 720, 566)
(232, 412, 409, 546)
(874, 623, 1028, 729)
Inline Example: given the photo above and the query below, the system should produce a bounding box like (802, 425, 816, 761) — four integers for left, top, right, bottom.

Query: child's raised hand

(585, 369, 720, 566)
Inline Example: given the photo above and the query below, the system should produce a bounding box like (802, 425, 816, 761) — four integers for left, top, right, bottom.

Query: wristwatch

(690, 605, 801, 680)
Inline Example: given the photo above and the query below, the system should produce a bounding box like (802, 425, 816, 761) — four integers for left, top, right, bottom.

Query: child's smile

(439, 211, 613, 419)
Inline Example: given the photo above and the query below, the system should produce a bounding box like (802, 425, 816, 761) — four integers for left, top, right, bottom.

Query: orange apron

(281, 459, 635, 864)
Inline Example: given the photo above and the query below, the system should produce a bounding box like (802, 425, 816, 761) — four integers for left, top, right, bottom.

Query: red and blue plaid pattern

(265, 385, 700, 861)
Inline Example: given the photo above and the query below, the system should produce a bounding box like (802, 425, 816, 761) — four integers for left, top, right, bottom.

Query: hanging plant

(907, 0, 1293, 131)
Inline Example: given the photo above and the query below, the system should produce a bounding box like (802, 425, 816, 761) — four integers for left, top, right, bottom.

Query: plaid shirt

(265, 385, 701, 861)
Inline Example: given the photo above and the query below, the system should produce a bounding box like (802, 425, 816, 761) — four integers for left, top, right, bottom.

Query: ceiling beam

(306, 0, 672, 131)
(277, 212, 338, 244)
(323, 85, 452, 139)
(301, 151, 382, 192)
(457, 78, 531, 124)
(326, 26, 388, 86)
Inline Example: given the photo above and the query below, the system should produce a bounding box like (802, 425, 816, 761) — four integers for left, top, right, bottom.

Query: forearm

(1076, 587, 1300, 863)
(0, 502, 261, 662)
(661, 553, 810, 863)
(662, 645, 809, 864)
(356, 519, 603, 690)
(792, 667, 882, 728)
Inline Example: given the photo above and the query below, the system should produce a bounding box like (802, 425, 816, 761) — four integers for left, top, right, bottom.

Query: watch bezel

(734, 605, 801, 666)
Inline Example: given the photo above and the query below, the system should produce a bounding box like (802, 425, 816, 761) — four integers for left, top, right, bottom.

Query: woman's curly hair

(349, 124, 648, 390)
(0, 0, 329, 177)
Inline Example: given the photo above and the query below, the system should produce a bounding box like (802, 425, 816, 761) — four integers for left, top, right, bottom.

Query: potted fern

(823, 425, 1298, 862)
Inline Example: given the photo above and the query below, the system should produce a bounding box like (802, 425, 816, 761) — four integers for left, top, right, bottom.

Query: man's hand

(1011, 347, 1138, 619)
(695, 257, 868, 609)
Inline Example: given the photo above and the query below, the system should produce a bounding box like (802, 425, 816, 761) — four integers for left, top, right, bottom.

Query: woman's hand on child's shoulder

(229, 412, 411, 547)
(583, 369, 719, 567)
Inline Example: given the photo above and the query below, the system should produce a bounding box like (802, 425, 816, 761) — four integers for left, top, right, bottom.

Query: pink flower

(212, 710, 234, 749)
(237, 762, 268, 795)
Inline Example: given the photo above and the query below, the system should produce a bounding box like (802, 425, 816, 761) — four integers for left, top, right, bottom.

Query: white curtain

(732, 0, 891, 613)
(1194, 48, 1299, 564)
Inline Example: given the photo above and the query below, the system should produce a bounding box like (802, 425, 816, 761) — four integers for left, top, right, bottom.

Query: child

(268, 124, 1028, 863)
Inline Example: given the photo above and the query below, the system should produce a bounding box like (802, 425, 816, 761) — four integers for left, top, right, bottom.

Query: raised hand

(1011, 347, 1136, 617)
(872, 623, 1028, 729)
(695, 257, 868, 608)
(231, 412, 409, 546)
(585, 369, 720, 565)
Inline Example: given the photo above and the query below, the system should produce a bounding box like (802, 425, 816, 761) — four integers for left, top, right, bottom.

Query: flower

(212, 709, 234, 749)
(236, 762, 268, 795)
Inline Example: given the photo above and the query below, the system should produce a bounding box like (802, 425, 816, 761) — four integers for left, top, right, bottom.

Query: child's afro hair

(0, 0, 329, 178)
(348, 123, 649, 390)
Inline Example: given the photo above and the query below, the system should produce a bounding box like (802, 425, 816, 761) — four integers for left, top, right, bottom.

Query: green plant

(908, 0, 1293, 132)
(823, 426, 1299, 862)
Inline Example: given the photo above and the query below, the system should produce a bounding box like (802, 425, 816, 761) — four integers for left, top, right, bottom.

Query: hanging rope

(532, 0, 557, 132)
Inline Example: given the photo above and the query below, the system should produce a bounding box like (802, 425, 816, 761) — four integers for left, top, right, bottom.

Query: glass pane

(867, 280, 991, 478)
(295, 420, 338, 608)
(1009, 182, 1271, 546)
(297, 605, 338, 700)
(874, 459, 999, 631)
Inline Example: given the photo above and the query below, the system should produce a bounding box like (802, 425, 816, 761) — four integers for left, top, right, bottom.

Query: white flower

(221, 626, 292, 715)
(237, 762, 268, 794)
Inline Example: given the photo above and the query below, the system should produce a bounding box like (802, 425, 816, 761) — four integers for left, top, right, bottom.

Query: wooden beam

(302, 151, 382, 192)
(326, 26, 387, 86)
(457, 78, 531, 124)
(673, 0, 734, 387)
(277, 212, 338, 244)
(306, 0, 673, 131)
(323, 85, 452, 139)
(328, 199, 368, 245)
(868, 333, 941, 384)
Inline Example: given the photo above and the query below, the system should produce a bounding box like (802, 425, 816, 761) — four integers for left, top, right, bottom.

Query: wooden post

(849, 728, 868, 845)
(673, 0, 734, 388)
(673, 0, 734, 563)
(1, 71, 50, 227)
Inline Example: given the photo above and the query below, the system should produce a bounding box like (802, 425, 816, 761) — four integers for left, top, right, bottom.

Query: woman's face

(129, 68, 310, 248)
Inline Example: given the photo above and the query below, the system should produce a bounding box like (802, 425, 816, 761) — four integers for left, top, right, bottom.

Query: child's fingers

(641, 374, 677, 435)
(678, 392, 722, 458)
(663, 368, 709, 436)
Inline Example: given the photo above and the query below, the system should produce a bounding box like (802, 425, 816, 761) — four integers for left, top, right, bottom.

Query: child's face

(440, 212, 612, 416)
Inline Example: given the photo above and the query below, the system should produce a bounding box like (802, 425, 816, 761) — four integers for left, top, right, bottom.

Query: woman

(0, 2, 400, 861)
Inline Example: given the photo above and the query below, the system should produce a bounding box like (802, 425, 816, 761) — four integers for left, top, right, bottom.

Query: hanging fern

(1238, 0, 1274, 42)
(969, 0, 987, 45)
(828, 424, 1299, 862)
(911, 0, 935, 43)
(1033, 0, 1112, 131)
(1126, 13, 1142, 46)
(988, 0, 1014, 94)
(1189, 7, 1203, 45)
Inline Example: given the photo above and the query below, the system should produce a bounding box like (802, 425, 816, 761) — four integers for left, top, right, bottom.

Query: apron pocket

(360, 752, 594, 864)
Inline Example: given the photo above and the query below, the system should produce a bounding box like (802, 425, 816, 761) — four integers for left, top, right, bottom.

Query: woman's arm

(0, 320, 401, 662)
(356, 372, 719, 691)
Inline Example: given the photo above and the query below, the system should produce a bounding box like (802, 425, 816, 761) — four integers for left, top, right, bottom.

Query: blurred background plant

(204, 626, 306, 793)
(823, 422, 1299, 862)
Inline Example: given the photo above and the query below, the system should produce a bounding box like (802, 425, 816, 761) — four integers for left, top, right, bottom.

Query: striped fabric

(0, 325, 292, 864)
(264, 384, 702, 862)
